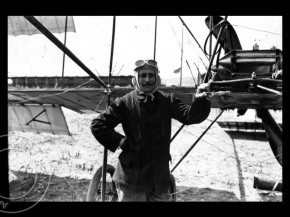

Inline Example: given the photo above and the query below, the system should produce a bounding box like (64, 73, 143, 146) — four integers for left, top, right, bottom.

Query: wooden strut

(171, 110, 224, 173)
(153, 16, 157, 60)
(170, 124, 185, 143)
(101, 16, 116, 202)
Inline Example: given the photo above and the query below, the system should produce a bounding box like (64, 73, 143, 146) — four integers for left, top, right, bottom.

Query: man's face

(138, 69, 156, 92)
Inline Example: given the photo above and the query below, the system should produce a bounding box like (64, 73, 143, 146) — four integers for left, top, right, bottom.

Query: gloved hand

(272, 70, 282, 79)
(194, 79, 212, 98)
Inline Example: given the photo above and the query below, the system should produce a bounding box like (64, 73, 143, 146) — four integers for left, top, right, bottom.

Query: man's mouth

(142, 83, 154, 86)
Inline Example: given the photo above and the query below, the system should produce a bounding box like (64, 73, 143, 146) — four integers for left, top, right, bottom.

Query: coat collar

(132, 90, 162, 102)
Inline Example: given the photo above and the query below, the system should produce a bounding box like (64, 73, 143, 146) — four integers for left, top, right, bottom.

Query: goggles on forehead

(134, 59, 159, 72)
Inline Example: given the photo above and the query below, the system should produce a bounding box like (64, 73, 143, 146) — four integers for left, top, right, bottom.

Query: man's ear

(132, 76, 137, 86)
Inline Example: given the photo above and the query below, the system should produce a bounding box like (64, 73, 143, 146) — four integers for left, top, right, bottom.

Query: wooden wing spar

(8, 83, 282, 114)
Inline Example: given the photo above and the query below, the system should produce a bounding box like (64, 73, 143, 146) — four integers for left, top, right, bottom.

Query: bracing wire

(171, 120, 282, 182)
(232, 24, 282, 36)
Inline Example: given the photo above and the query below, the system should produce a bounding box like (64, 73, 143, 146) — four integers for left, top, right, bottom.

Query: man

(91, 59, 211, 201)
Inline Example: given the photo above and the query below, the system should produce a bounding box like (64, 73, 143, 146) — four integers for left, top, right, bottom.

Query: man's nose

(144, 75, 150, 81)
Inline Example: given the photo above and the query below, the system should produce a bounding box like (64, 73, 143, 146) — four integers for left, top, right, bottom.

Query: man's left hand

(195, 80, 212, 98)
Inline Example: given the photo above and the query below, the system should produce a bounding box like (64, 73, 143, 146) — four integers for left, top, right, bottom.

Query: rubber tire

(170, 173, 177, 202)
(86, 164, 117, 201)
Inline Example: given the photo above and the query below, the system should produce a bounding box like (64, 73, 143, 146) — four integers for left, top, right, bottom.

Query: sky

(8, 16, 282, 86)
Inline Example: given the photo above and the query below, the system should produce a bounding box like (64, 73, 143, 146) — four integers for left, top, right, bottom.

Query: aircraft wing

(8, 16, 76, 36)
(8, 88, 133, 114)
(8, 87, 282, 113)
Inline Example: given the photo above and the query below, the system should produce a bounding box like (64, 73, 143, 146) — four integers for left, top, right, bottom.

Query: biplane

(7, 16, 282, 202)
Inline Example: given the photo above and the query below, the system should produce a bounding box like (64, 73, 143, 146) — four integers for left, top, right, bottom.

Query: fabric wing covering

(8, 16, 76, 36)
(8, 104, 70, 135)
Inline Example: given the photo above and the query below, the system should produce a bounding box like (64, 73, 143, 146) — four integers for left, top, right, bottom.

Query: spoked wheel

(86, 164, 118, 202)
(170, 173, 177, 202)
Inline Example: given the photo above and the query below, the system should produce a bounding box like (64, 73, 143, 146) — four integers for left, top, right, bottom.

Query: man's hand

(272, 70, 282, 79)
(195, 80, 212, 98)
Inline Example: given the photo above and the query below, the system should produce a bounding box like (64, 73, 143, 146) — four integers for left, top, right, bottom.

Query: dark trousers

(116, 183, 172, 202)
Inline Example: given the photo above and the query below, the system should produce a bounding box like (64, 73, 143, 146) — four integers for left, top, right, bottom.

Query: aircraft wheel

(86, 164, 118, 201)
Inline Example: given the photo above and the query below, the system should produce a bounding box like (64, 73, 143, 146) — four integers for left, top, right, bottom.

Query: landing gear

(86, 164, 118, 201)
(87, 164, 177, 202)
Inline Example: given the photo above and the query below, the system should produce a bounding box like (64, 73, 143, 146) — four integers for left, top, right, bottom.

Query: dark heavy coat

(91, 89, 211, 192)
